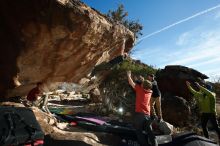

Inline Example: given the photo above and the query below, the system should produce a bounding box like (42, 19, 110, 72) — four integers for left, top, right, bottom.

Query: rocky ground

(0, 101, 121, 146)
(39, 94, 220, 145)
(0, 92, 219, 146)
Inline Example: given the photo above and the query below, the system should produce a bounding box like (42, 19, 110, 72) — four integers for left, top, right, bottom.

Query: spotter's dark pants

(201, 113, 220, 139)
(134, 112, 158, 146)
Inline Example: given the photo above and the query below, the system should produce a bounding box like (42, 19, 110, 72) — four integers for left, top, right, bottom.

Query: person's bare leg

(42, 94, 51, 114)
(150, 97, 156, 118)
(155, 96, 162, 119)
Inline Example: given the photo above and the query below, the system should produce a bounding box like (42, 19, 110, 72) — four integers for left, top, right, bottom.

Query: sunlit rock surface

(0, 0, 134, 97)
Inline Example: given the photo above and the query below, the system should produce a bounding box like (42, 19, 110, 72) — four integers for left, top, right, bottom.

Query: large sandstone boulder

(0, 0, 134, 98)
(157, 65, 208, 126)
(157, 65, 208, 101)
(162, 95, 191, 127)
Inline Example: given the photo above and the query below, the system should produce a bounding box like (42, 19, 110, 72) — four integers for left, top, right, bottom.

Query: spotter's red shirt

(135, 84, 152, 115)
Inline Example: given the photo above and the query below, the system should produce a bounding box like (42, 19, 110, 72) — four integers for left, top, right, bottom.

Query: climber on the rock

(108, 38, 128, 65)
(90, 38, 128, 77)
(186, 81, 220, 140)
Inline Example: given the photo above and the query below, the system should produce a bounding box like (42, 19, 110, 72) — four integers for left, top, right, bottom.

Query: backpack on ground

(0, 106, 44, 146)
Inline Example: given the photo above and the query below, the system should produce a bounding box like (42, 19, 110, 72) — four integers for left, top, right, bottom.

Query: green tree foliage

(106, 4, 143, 38)
(99, 59, 157, 115)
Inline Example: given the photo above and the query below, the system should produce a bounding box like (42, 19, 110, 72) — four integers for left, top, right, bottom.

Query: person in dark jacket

(147, 74, 163, 121)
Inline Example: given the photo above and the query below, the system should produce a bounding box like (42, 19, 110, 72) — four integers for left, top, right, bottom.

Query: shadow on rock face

(162, 95, 191, 127)
(0, 1, 24, 97)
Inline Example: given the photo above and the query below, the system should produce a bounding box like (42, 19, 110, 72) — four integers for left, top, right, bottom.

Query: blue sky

(81, 0, 220, 80)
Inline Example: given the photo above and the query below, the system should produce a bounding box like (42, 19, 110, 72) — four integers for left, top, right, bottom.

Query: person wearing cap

(26, 82, 43, 106)
(147, 74, 162, 122)
(186, 81, 220, 140)
(127, 71, 158, 146)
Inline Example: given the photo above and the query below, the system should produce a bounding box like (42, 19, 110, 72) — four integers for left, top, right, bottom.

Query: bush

(99, 59, 157, 115)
